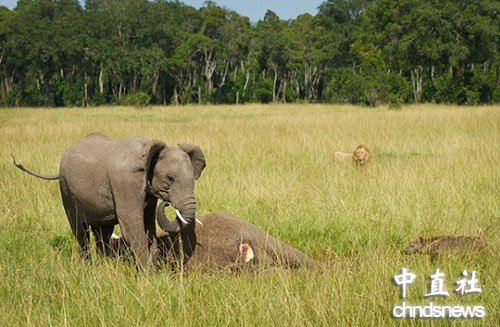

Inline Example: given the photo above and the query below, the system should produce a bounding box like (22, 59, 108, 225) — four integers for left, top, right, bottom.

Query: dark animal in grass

(110, 202, 320, 271)
(13, 132, 205, 269)
(402, 235, 485, 260)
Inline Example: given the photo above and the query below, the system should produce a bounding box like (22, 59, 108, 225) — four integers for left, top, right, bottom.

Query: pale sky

(182, 0, 323, 21)
(0, 0, 323, 22)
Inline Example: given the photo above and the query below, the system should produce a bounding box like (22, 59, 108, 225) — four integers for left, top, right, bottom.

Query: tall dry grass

(0, 104, 498, 326)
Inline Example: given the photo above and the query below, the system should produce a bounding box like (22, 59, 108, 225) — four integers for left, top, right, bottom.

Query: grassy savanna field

(0, 104, 498, 326)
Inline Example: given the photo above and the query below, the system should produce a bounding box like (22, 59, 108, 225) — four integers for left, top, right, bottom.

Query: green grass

(1, 104, 499, 326)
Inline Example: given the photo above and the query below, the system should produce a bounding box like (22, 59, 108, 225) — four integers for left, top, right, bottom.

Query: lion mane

(334, 144, 370, 166)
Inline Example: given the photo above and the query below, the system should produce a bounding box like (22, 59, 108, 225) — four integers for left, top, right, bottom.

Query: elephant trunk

(176, 197, 196, 230)
(156, 200, 176, 232)
(156, 199, 196, 233)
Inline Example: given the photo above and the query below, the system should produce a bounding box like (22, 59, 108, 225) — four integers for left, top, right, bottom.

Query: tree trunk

(99, 62, 104, 94)
(282, 80, 287, 103)
(0, 80, 5, 104)
(152, 70, 159, 96)
(483, 61, 489, 75)
(233, 66, 238, 81)
(162, 83, 167, 105)
(276, 78, 282, 103)
(304, 66, 310, 99)
(243, 70, 250, 94)
(272, 64, 278, 102)
(410, 66, 423, 103)
(2, 73, 13, 101)
(131, 73, 138, 93)
(107, 70, 114, 102)
(311, 67, 321, 100)
(173, 88, 179, 106)
(290, 70, 299, 97)
(118, 81, 123, 99)
(236, 91, 239, 104)
(204, 49, 216, 94)
(220, 60, 229, 87)
(82, 70, 88, 107)
(43, 72, 52, 107)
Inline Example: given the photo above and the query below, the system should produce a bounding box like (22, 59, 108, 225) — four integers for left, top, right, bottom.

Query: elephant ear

(145, 140, 167, 184)
(109, 137, 165, 179)
(178, 143, 206, 180)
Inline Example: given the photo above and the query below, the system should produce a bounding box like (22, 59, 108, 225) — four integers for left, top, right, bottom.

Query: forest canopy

(0, 0, 499, 107)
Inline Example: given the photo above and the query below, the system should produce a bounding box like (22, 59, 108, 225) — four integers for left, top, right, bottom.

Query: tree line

(0, 0, 499, 107)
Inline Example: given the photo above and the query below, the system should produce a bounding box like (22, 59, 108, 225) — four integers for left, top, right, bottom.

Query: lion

(334, 144, 371, 166)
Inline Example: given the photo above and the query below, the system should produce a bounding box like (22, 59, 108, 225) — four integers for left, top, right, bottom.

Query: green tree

(9, 0, 84, 106)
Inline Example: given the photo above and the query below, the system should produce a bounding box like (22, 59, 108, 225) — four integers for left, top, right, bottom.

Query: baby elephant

(334, 144, 371, 166)
(111, 206, 320, 271)
(402, 235, 485, 260)
(109, 231, 255, 270)
(172, 213, 320, 271)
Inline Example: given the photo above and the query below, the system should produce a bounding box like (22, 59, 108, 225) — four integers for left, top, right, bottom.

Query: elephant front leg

(110, 169, 160, 270)
(120, 222, 152, 270)
(114, 197, 156, 270)
(144, 196, 159, 263)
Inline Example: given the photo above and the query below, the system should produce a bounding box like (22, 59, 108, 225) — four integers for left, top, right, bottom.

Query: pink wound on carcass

(239, 243, 254, 263)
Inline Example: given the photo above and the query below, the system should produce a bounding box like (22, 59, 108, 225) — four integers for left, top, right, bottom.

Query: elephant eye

(166, 175, 175, 184)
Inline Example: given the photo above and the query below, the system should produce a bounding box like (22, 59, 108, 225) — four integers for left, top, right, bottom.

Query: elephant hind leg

(91, 225, 115, 257)
(72, 221, 91, 260)
(60, 182, 90, 260)
(63, 213, 90, 259)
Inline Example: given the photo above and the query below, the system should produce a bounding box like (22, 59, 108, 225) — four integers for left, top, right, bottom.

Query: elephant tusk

(196, 218, 203, 225)
(175, 209, 189, 225)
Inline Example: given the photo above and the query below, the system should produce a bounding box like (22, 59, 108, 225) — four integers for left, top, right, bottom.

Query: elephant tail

(12, 155, 59, 180)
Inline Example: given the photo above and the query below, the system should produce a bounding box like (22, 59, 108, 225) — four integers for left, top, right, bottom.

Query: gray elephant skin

(153, 201, 320, 271)
(109, 206, 319, 271)
(13, 132, 206, 269)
